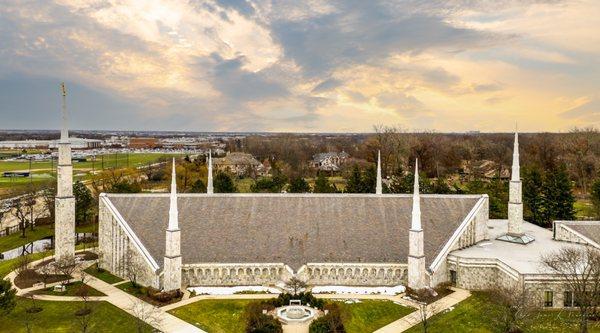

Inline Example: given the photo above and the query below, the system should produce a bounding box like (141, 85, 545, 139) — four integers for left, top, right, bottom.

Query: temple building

(52, 87, 599, 309)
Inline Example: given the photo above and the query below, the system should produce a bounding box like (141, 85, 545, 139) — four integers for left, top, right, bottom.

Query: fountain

(276, 300, 317, 324)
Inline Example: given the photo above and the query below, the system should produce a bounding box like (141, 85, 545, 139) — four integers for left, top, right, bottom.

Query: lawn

(168, 299, 254, 333)
(0, 251, 153, 332)
(84, 264, 123, 284)
(575, 199, 596, 219)
(404, 291, 600, 333)
(0, 225, 54, 253)
(34, 281, 106, 297)
(335, 299, 414, 333)
(1, 298, 152, 333)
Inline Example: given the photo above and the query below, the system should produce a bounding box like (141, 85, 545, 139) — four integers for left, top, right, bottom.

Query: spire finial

(168, 158, 179, 230)
(376, 150, 382, 194)
(411, 158, 421, 231)
(207, 150, 214, 194)
(60, 83, 69, 142)
(512, 130, 520, 182)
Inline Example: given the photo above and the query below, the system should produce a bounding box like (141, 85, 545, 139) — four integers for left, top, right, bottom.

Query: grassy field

(0, 152, 182, 194)
(84, 265, 123, 285)
(335, 299, 414, 333)
(0, 251, 152, 333)
(404, 292, 600, 333)
(0, 225, 54, 253)
(0, 153, 179, 173)
(168, 299, 254, 333)
(575, 199, 596, 219)
(1, 299, 152, 333)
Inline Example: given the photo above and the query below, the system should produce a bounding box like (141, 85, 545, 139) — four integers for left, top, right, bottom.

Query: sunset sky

(0, 0, 598, 132)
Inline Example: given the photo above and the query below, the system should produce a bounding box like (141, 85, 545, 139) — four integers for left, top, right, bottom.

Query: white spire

(376, 150, 382, 194)
(207, 150, 214, 194)
(411, 159, 421, 231)
(60, 82, 69, 142)
(168, 158, 179, 231)
(511, 131, 520, 182)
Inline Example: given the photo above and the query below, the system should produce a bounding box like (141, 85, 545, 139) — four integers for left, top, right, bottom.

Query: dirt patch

(14, 269, 70, 289)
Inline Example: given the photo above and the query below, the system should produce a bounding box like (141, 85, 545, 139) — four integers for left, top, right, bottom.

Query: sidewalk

(7, 254, 203, 333)
(374, 288, 471, 332)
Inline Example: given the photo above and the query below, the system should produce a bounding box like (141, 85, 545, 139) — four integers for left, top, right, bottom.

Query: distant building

(213, 152, 263, 177)
(0, 137, 101, 149)
(310, 151, 350, 171)
(128, 137, 159, 149)
(461, 160, 510, 180)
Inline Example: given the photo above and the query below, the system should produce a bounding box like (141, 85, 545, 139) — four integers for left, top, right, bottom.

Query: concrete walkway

(8, 254, 203, 333)
(374, 288, 471, 332)
(7, 252, 471, 333)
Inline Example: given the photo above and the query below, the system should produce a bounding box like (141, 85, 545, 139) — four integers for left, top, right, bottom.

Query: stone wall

(430, 196, 489, 287)
(183, 263, 291, 287)
(98, 196, 160, 288)
(298, 263, 407, 286)
(447, 256, 520, 291)
(554, 221, 592, 246)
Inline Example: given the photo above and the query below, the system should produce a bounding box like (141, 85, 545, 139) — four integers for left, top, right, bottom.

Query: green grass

(75, 223, 97, 234)
(575, 199, 596, 219)
(234, 178, 254, 193)
(335, 299, 414, 333)
(0, 225, 54, 253)
(0, 251, 52, 278)
(34, 281, 106, 297)
(1, 298, 153, 333)
(83, 265, 123, 284)
(168, 299, 254, 333)
(404, 291, 600, 333)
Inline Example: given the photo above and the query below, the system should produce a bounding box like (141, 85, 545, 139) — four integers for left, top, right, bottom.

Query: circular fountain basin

(276, 305, 316, 323)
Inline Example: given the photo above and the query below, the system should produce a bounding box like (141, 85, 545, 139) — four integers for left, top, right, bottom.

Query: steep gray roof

(106, 194, 482, 271)
(565, 221, 600, 246)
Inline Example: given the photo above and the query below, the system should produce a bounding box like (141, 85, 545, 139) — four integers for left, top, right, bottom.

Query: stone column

(55, 83, 75, 261)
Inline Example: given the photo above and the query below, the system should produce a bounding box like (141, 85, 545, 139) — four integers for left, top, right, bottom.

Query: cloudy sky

(0, 0, 598, 132)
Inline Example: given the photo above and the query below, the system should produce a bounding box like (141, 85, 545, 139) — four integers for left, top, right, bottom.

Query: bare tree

(411, 288, 441, 333)
(13, 255, 32, 276)
(75, 273, 94, 333)
(55, 255, 80, 285)
(285, 277, 307, 295)
(120, 250, 142, 287)
(38, 261, 54, 288)
(486, 286, 539, 332)
(128, 300, 162, 333)
(542, 246, 600, 333)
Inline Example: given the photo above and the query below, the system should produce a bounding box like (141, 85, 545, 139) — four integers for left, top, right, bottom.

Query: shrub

(269, 292, 324, 310)
(244, 301, 282, 333)
(309, 303, 345, 333)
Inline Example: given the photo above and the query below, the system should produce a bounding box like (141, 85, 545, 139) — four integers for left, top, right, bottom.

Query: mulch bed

(78, 251, 98, 261)
(14, 269, 70, 289)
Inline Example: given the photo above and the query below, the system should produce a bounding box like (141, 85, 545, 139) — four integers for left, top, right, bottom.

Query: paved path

(374, 288, 471, 332)
(8, 253, 203, 333)
(7, 252, 471, 333)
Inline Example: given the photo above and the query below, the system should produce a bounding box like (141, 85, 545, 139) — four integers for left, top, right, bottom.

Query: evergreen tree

(523, 167, 545, 225)
(543, 164, 576, 222)
(361, 166, 377, 193)
(289, 177, 310, 193)
(74, 181, 94, 224)
(0, 279, 16, 315)
(189, 179, 206, 193)
(345, 165, 363, 193)
(314, 173, 335, 193)
(591, 178, 600, 218)
(214, 172, 237, 193)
